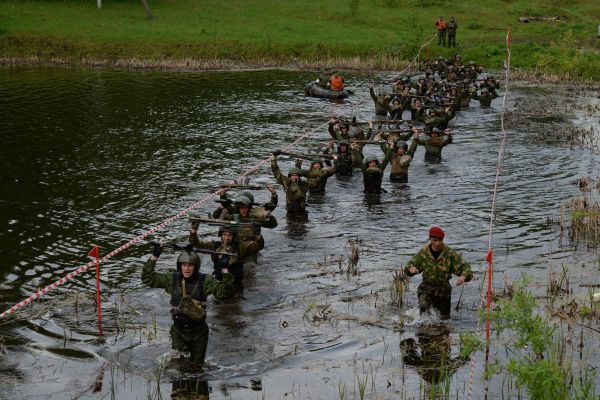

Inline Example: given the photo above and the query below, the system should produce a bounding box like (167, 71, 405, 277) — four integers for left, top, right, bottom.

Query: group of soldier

(140, 55, 496, 367)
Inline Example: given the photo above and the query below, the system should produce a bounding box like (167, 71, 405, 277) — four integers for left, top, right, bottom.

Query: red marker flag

(88, 245, 102, 335)
(88, 245, 99, 260)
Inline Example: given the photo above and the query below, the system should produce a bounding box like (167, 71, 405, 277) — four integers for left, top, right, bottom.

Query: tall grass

(1, 0, 599, 79)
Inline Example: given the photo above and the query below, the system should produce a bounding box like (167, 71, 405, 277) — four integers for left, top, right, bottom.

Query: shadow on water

(0, 68, 599, 398)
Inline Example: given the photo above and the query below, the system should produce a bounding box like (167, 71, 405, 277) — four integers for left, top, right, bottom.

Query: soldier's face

(430, 237, 443, 251)
(290, 174, 301, 182)
(181, 263, 195, 279)
(238, 205, 249, 217)
(312, 163, 322, 170)
(368, 160, 378, 168)
(222, 232, 234, 244)
(398, 148, 405, 155)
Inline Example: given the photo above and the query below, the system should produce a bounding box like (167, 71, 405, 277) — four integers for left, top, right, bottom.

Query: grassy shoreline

(1, 0, 599, 80)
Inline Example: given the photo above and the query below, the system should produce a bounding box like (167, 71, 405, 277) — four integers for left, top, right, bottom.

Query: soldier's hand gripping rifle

(149, 241, 238, 257)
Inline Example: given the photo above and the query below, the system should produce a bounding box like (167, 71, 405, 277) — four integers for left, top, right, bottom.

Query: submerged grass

(1, 0, 600, 80)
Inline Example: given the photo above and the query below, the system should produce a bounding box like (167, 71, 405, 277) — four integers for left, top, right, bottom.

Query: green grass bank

(1, 0, 599, 80)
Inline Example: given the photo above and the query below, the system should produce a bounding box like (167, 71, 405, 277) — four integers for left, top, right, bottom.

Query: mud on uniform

(403, 244, 473, 318)
(142, 259, 235, 363)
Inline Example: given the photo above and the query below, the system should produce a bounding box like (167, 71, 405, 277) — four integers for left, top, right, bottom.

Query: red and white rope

(467, 28, 511, 400)
(0, 121, 328, 319)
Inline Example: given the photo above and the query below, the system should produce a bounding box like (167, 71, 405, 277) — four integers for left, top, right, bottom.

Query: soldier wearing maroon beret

(404, 226, 473, 319)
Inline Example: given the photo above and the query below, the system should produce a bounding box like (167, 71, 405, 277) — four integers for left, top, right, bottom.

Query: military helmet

(437, 56, 443, 60)
(365, 155, 379, 165)
(431, 127, 442, 134)
(396, 141, 409, 151)
(481, 88, 489, 93)
(177, 251, 201, 273)
(287, 167, 303, 177)
(218, 224, 239, 238)
(233, 195, 252, 207)
(339, 122, 350, 130)
(338, 140, 349, 147)
(468, 61, 476, 66)
(239, 190, 255, 203)
(310, 159, 323, 168)
(447, 65, 454, 70)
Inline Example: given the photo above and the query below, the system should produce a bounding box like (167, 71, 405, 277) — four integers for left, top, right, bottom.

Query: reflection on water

(0, 67, 599, 398)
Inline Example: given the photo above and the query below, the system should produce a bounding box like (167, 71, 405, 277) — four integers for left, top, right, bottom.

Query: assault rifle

(188, 216, 254, 226)
(149, 241, 237, 257)
(278, 150, 334, 160)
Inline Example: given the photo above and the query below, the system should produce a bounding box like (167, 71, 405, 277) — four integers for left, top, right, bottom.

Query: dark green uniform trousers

(170, 321, 209, 363)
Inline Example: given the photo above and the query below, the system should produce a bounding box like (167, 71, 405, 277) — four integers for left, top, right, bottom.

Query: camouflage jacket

(142, 258, 235, 298)
(302, 166, 336, 193)
(416, 134, 452, 158)
(381, 138, 419, 176)
(404, 244, 473, 296)
(272, 159, 315, 210)
(369, 87, 392, 115)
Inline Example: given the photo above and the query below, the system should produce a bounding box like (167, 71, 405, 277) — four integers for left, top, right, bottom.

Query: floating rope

(467, 28, 511, 400)
(0, 120, 329, 320)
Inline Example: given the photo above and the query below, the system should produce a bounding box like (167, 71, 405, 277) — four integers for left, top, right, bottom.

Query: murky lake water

(0, 67, 599, 399)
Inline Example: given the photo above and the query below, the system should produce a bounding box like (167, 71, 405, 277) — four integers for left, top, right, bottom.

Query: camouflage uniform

(404, 244, 473, 318)
(447, 18, 457, 48)
(380, 138, 419, 182)
(301, 163, 336, 194)
(271, 158, 317, 213)
(189, 232, 264, 297)
(416, 132, 453, 162)
(142, 258, 235, 363)
(333, 146, 363, 176)
(361, 153, 392, 194)
(369, 87, 392, 116)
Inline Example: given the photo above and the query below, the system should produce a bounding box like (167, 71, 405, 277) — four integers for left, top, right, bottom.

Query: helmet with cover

(287, 167, 303, 177)
(240, 190, 255, 203)
(177, 251, 201, 273)
(233, 195, 252, 209)
(396, 141, 409, 151)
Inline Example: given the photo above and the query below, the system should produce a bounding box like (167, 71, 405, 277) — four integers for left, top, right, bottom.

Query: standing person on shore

(403, 226, 473, 319)
(142, 245, 235, 363)
(435, 16, 447, 46)
(447, 17, 458, 48)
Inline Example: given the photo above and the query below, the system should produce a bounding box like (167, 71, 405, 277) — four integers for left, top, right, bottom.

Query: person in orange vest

(329, 74, 345, 91)
(435, 16, 447, 46)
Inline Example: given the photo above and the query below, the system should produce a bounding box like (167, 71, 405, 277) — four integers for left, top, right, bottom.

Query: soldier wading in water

(142, 244, 235, 363)
(403, 226, 473, 319)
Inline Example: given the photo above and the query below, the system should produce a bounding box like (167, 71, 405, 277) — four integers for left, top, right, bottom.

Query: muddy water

(0, 68, 599, 399)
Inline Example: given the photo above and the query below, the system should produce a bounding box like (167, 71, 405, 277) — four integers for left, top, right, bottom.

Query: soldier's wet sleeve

(269, 191, 278, 207)
(451, 250, 473, 282)
(142, 258, 173, 292)
(407, 138, 419, 157)
(328, 123, 342, 141)
(239, 236, 265, 259)
(203, 272, 236, 298)
(380, 151, 392, 170)
(404, 251, 423, 277)
(260, 214, 278, 229)
(211, 206, 227, 219)
(189, 231, 218, 251)
(271, 159, 286, 186)
(379, 141, 389, 154)
(369, 87, 377, 102)
(352, 148, 364, 168)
